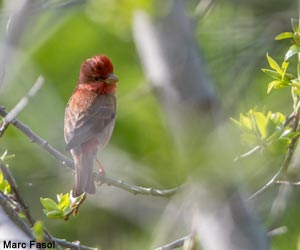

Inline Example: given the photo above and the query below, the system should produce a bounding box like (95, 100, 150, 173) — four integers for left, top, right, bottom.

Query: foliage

(0, 151, 13, 194)
(40, 192, 85, 220)
(32, 221, 44, 242)
(233, 18, 300, 163)
(231, 109, 298, 155)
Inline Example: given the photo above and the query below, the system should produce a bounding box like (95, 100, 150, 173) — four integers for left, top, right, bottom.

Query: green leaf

(270, 112, 285, 124)
(0, 172, 11, 194)
(275, 32, 294, 40)
(285, 44, 300, 61)
(58, 193, 70, 211)
(291, 18, 300, 33)
(0, 171, 3, 184)
(268, 137, 290, 155)
(261, 69, 281, 79)
(40, 198, 60, 211)
(18, 212, 26, 219)
(239, 113, 252, 131)
(45, 210, 65, 219)
(297, 233, 300, 250)
(266, 54, 282, 73)
(253, 111, 267, 138)
(267, 80, 281, 94)
(32, 221, 44, 242)
(282, 130, 300, 139)
(281, 61, 289, 81)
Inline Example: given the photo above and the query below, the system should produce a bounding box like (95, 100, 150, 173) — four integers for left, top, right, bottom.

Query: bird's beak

(105, 73, 119, 84)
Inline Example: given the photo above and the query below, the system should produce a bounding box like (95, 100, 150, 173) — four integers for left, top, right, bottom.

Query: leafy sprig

(40, 192, 85, 220)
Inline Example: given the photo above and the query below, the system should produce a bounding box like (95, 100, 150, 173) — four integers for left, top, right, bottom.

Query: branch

(0, 75, 44, 136)
(0, 163, 62, 249)
(96, 174, 179, 197)
(248, 111, 300, 200)
(0, 163, 96, 250)
(0, 197, 97, 250)
(0, 191, 33, 238)
(275, 180, 300, 186)
(50, 238, 97, 250)
(0, 106, 73, 169)
(248, 166, 283, 200)
(0, 106, 179, 197)
(0, 163, 35, 225)
(154, 234, 191, 250)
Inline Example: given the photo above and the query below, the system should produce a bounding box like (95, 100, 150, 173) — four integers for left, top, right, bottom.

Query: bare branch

(96, 174, 179, 197)
(248, 166, 283, 200)
(0, 163, 35, 225)
(234, 145, 261, 161)
(0, 106, 73, 168)
(275, 180, 300, 186)
(4, 75, 44, 124)
(154, 234, 191, 250)
(50, 238, 97, 250)
(0, 106, 179, 197)
(0, 76, 44, 136)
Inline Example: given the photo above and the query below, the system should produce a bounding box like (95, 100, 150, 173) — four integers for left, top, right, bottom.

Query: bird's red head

(78, 55, 118, 94)
(79, 55, 116, 83)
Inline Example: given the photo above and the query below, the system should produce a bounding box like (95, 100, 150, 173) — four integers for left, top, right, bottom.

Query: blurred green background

(0, 0, 299, 249)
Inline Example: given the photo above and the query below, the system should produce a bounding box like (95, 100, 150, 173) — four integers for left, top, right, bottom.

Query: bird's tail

(72, 150, 96, 197)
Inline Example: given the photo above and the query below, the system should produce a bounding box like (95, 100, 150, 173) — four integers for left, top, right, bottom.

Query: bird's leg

(96, 158, 105, 176)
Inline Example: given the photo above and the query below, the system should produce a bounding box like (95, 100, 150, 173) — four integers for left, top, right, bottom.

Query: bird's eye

(94, 76, 100, 81)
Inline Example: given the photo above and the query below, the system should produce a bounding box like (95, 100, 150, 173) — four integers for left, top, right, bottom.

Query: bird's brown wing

(64, 94, 116, 150)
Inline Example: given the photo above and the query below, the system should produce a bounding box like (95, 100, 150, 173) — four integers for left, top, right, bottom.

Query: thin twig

(49, 237, 97, 250)
(0, 106, 179, 197)
(4, 75, 44, 124)
(275, 180, 300, 186)
(0, 76, 44, 137)
(0, 163, 35, 225)
(0, 106, 73, 169)
(154, 234, 191, 250)
(234, 145, 261, 161)
(248, 166, 283, 200)
(96, 174, 179, 197)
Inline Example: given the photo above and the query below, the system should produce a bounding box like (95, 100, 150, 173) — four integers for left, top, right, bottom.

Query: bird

(64, 55, 118, 197)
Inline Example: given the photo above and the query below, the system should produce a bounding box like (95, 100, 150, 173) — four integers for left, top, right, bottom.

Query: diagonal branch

(154, 234, 191, 250)
(0, 106, 179, 197)
(0, 191, 33, 238)
(0, 163, 63, 249)
(0, 75, 44, 137)
(0, 106, 73, 168)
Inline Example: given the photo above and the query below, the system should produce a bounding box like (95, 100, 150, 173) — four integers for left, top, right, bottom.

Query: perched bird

(64, 55, 118, 197)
